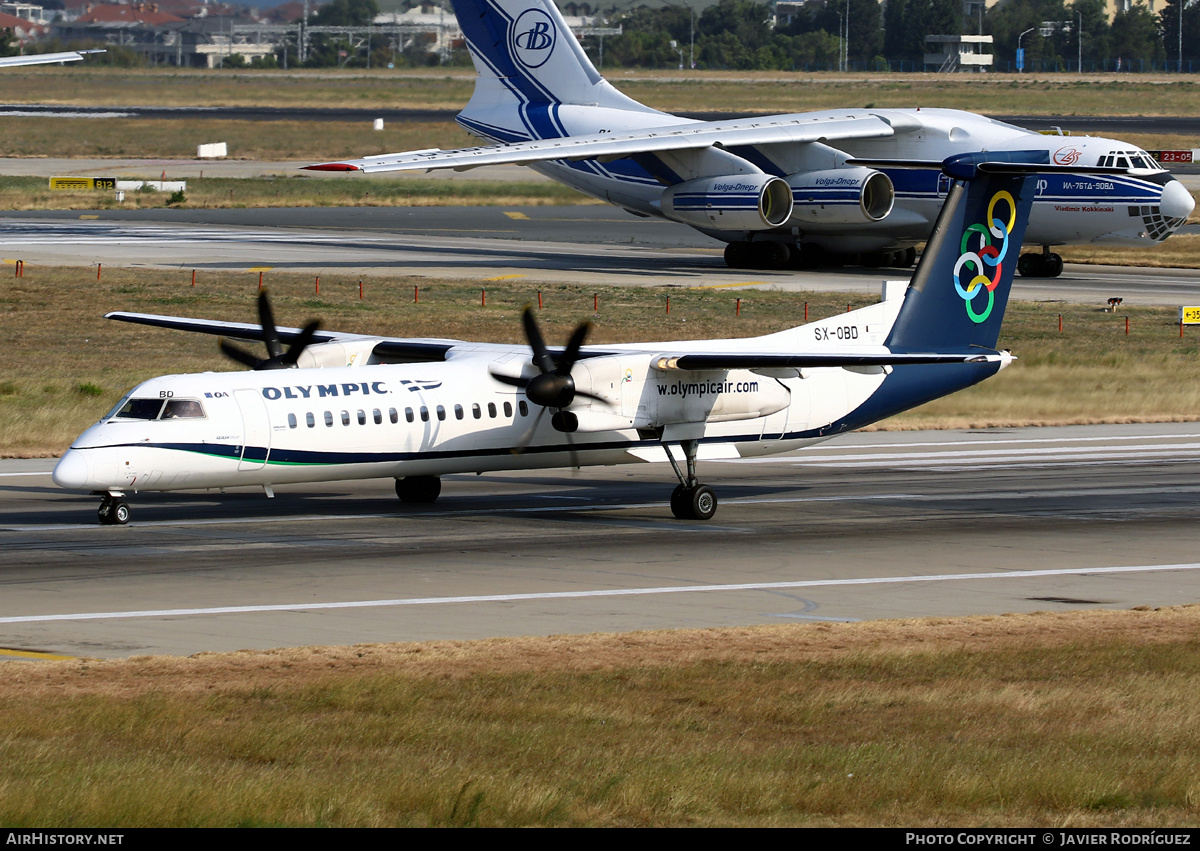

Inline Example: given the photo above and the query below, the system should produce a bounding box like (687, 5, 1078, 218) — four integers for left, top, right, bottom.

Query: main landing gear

(1017, 247, 1064, 278)
(664, 439, 718, 521)
(395, 475, 441, 504)
(97, 493, 130, 525)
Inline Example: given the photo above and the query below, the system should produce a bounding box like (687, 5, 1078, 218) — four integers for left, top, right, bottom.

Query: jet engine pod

(787, 167, 894, 225)
(661, 174, 792, 230)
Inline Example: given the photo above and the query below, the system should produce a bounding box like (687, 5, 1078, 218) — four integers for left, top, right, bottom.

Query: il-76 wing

(305, 112, 908, 174)
(0, 50, 105, 68)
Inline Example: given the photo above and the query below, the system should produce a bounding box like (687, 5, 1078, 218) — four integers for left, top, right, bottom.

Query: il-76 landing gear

(1017, 247, 1064, 278)
(98, 493, 130, 525)
(663, 439, 718, 521)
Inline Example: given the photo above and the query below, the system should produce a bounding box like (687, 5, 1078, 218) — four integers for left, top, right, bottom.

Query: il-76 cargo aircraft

(55, 152, 1094, 525)
(306, 0, 1193, 278)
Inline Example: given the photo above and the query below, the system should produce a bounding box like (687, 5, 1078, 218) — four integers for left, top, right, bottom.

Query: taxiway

(4, 423, 1200, 660)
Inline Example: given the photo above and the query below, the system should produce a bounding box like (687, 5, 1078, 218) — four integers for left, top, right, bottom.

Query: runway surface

(4, 422, 1200, 660)
(2, 206, 1199, 304)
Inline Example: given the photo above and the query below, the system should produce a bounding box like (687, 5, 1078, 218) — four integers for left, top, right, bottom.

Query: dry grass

(3, 266, 1199, 456)
(0, 117, 471, 161)
(0, 175, 586, 211)
(9, 67, 1200, 116)
(2, 606, 1200, 826)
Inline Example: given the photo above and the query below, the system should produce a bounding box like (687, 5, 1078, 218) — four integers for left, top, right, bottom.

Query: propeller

(490, 307, 608, 412)
(219, 290, 321, 371)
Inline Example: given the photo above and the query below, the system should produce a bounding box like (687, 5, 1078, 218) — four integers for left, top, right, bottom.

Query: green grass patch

(2, 265, 1199, 457)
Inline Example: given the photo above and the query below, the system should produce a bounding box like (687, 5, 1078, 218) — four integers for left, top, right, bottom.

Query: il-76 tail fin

(884, 153, 1047, 353)
(450, 0, 657, 141)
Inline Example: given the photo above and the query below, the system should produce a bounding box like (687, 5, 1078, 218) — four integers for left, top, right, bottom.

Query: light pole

(1017, 26, 1035, 73)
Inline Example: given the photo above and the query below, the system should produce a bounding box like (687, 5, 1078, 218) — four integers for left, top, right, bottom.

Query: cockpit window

(161, 399, 205, 419)
(112, 398, 165, 420)
(108, 397, 205, 421)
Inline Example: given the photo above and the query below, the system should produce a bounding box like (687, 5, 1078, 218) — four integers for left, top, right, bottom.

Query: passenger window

(357, 410, 366, 425)
(306, 412, 315, 428)
(472, 403, 481, 419)
(488, 402, 497, 418)
(406, 407, 415, 423)
(454, 404, 464, 420)
(519, 401, 528, 417)
(374, 409, 382, 425)
(324, 411, 333, 427)
(420, 407, 429, 422)
(389, 408, 398, 424)
(341, 410, 350, 426)
(288, 413, 297, 429)
(436, 405, 446, 421)
(504, 401, 512, 417)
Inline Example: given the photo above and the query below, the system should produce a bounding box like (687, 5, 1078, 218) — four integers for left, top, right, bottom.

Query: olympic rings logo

(953, 190, 1016, 324)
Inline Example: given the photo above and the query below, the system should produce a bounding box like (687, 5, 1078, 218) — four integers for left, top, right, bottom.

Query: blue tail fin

(449, 0, 656, 143)
(885, 153, 1045, 352)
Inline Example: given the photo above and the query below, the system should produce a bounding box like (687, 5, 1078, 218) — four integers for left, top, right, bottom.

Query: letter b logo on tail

(511, 9, 556, 68)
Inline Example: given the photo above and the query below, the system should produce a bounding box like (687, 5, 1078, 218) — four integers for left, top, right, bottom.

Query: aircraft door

(234, 389, 271, 470)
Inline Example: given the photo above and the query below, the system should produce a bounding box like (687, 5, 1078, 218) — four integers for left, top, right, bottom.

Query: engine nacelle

(662, 175, 792, 231)
(787, 167, 894, 225)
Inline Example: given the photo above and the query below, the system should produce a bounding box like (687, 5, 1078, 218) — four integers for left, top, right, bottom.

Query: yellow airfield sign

(1180, 307, 1200, 325)
(49, 177, 116, 190)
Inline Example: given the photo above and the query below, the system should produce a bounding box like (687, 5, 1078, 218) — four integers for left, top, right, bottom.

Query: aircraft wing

(305, 113, 903, 174)
(0, 50, 105, 68)
(105, 311, 455, 362)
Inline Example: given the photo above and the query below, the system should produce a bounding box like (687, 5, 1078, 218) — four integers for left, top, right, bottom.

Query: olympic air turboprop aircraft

(55, 153, 1100, 525)
(306, 0, 1193, 278)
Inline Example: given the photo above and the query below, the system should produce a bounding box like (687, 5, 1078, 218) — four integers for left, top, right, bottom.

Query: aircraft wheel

(670, 484, 689, 519)
(723, 242, 752, 269)
(670, 484, 718, 520)
(1017, 253, 1043, 277)
(898, 247, 917, 268)
(98, 499, 130, 526)
(751, 242, 790, 270)
(689, 485, 718, 521)
(1047, 253, 1064, 277)
(395, 475, 441, 504)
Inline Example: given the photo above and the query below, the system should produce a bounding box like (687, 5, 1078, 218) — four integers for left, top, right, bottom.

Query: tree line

(598, 0, 1200, 71)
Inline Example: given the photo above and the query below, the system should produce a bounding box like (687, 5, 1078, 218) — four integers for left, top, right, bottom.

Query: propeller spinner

(219, 291, 321, 371)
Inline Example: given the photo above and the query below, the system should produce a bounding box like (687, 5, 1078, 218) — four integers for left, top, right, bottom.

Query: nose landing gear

(98, 493, 130, 525)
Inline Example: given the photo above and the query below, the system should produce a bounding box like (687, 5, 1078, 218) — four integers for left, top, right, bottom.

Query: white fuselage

(54, 300, 924, 496)
(476, 107, 1188, 253)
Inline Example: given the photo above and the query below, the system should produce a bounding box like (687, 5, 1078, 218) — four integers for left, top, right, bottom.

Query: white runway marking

(2, 562, 1196, 625)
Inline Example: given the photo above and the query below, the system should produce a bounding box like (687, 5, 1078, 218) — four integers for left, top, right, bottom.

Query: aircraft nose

(52, 450, 90, 490)
(1161, 179, 1196, 222)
